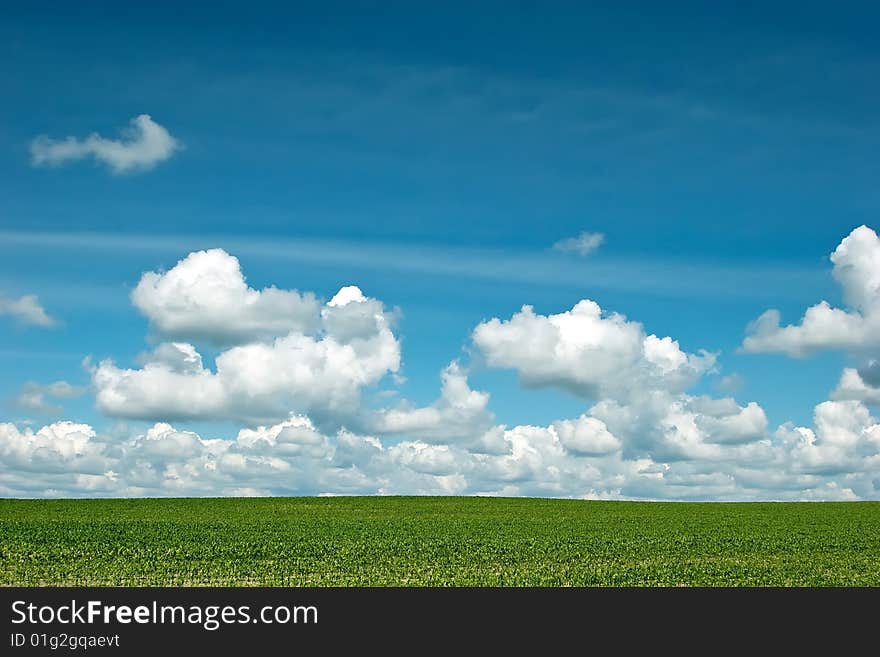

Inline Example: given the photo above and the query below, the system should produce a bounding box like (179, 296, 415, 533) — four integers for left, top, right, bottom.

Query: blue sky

(1, 2, 879, 499)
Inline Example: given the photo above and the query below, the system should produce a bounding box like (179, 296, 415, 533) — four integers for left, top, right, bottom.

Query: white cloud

(472, 299, 715, 402)
(0, 294, 55, 327)
(235, 416, 332, 463)
(588, 392, 772, 464)
(552, 415, 621, 455)
(552, 231, 605, 256)
(135, 423, 210, 462)
(131, 249, 320, 345)
(742, 225, 880, 356)
(92, 344, 226, 422)
(0, 421, 96, 463)
(778, 400, 880, 476)
(471, 295, 790, 487)
(93, 285, 400, 423)
(1, 389, 878, 500)
(388, 442, 463, 476)
(690, 398, 768, 445)
(370, 362, 495, 447)
(327, 286, 366, 307)
(830, 367, 880, 405)
(94, 250, 401, 423)
(14, 381, 86, 415)
(0, 421, 120, 496)
(320, 285, 396, 343)
(30, 114, 179, 174)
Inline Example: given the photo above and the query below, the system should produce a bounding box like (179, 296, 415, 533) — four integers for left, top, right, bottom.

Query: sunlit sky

(2, 2, 879, 499)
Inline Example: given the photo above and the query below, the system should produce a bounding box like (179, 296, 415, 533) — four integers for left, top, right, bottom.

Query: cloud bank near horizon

(2, 227, 880, 500)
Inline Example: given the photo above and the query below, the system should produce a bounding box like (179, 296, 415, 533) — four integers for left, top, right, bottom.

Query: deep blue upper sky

(1, 1, 878, 435)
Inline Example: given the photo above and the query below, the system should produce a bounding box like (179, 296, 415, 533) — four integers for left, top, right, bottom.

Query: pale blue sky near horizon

(1, 1, 877, 439)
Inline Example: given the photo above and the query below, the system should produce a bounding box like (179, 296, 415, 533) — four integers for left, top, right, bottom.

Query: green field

(2, 497, 879, 586)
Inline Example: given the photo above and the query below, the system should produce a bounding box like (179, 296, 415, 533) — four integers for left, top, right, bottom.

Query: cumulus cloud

(777, 400, 880, 476)
(689, 397, 768, 445)
(131, 249, 320, 345)
(236, 416, 330, 457)
(320, 286, 397, 343)
(0, 421, 97, 465)
(14, 381, 86, 415)
(588, 392, 772, 464)
(0, 421, 120, 496)
(830, 368, 880, 405)
(30, 114, 179, 174)
(552, 231, 605, 256)
(0, 294, 55, 327)
(94, 286, 400, 423)
(92, 343, 225, 421)
(473, 299, 715, 402)
(370, 362, 496, 448)
(742, 225, 880, 356)
(472, 296, 785, 481)
(552, 415, 621, 455)
(93, 250, 401, 423)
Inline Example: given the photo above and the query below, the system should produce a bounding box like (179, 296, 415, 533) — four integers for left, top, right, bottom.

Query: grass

(1, 497, 879, 586)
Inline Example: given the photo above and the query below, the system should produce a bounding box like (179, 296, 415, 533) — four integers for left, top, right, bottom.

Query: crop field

(2, 497, 879, 586)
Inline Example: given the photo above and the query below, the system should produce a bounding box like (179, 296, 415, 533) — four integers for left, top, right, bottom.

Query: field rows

(2, 497, 879, 586)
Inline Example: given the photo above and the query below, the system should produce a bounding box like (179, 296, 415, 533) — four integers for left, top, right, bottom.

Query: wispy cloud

(14, 381, 86, 415)
(715, 373, 744, 393)
(0, 230, 826, 302)
(30, 114, 179, 174)
(0, 293, 56, 327)
(552, 231, 605, 256)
